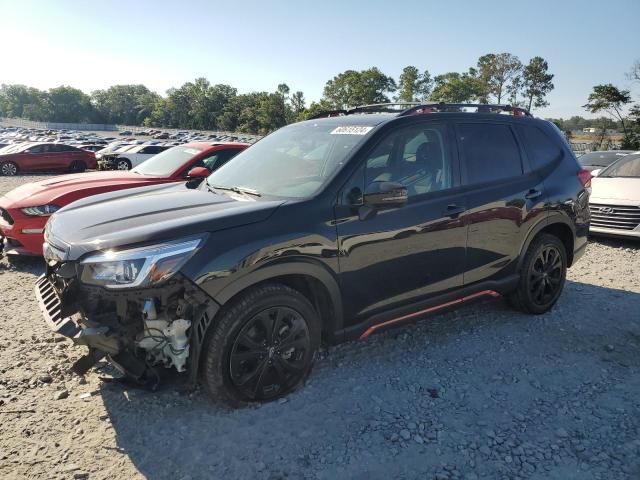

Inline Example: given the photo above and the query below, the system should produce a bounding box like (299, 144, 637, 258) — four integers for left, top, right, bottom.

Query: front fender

(212, 258, 344, 339)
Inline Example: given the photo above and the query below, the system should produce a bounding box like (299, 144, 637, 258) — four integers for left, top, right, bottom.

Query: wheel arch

(213, 261, 344, 343)
(518, 216, 576, 271)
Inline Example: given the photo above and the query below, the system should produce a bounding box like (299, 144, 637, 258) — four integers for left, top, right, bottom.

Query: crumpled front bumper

(34, 274, 121, 373)
(34, 271, 219, 387)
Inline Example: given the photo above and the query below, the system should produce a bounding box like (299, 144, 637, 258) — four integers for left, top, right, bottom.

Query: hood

(1, 171, 166, 208)
(591, 177, 640, 203)
(46, 182, 285, 259)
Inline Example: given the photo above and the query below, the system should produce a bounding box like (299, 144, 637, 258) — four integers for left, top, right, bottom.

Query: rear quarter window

(515, 125, 564, 170)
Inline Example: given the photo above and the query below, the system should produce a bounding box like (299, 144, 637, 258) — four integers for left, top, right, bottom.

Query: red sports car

(0, 142, 248, 256)
(0, 142, 97, 175)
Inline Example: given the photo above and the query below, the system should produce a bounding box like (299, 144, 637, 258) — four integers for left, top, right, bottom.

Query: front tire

(508, 233, 567, 314)
(202, 283, 321, 407)
(0, 161, 18, 176)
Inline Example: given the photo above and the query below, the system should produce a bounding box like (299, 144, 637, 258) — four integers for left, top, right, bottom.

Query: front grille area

(0, 207, 13, 225)
(590, 203, 640, 231)
(34, 275, 80, 337)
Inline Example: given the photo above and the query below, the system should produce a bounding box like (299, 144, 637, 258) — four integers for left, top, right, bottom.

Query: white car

(98, 144, 170, 170)
(590, 153, 640, 239)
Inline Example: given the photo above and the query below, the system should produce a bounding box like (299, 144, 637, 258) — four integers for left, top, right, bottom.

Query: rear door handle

(525, 189, 542, 200)
(443, 204, 466, 218)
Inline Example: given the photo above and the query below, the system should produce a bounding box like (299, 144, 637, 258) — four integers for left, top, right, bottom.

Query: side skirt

(337, 274, 520, 342)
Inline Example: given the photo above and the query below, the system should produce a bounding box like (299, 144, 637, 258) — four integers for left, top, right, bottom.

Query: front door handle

(525, 189, 542, 200)
(443, 204, 466, 218)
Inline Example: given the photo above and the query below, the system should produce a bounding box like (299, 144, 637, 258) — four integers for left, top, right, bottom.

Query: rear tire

(0, 161, 18, 176)
(508, 233, 567, 314)
(116, 159, 131, 170)
(69, 161, 86, 173)
(202, 283, 321, 407)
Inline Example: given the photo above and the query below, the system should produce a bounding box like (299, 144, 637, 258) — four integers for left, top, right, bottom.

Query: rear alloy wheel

(508, 233, 567, 314)
(69, 161, 86, 173)
(0, 161, 18, 176)
(116, 159, 131, 170)
(202, 283, 320, 407)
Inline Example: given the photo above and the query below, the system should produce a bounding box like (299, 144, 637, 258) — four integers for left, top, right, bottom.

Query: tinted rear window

(458, 123, 522, 184)
(515, 125, 563, 170)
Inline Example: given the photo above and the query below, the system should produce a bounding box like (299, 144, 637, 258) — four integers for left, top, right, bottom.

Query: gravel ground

(1, 174, 639, 480)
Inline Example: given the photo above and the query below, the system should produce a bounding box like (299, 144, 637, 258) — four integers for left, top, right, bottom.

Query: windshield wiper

(206, 181, 261, 197)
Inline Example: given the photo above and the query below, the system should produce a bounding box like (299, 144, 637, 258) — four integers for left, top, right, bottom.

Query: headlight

(80, 237, 204, 289)
(21, 204, 60, 216)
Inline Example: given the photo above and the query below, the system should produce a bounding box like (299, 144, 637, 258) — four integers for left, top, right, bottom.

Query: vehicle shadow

(589, 235, 640, 249)
(0, 255, 45, 275)
(99, 280, 640, 479)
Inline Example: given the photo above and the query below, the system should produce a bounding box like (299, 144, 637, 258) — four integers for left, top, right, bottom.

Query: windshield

(132, 145, 202, 176)
(205, 121, 372, 198)
(578, 151, 632, 167)
(599, 154, 640, 178)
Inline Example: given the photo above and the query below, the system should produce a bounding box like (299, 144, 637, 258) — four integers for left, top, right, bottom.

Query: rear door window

(515, 125, 563, 170)
(457, 123, 523, 184)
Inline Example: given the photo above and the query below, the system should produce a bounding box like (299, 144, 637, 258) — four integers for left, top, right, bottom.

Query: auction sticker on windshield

(330, 126, 374, 135)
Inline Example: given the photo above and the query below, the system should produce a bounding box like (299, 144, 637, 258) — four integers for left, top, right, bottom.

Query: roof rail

(309, 102, 422, 119)
(309, 102, 532, 120)
(399, 103, 532, 117)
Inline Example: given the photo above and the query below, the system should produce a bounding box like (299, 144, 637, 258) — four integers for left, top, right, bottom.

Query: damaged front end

(35, 238, 218, 389)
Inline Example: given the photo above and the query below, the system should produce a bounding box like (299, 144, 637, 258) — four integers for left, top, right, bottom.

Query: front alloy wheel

(202, 283, 320, 407)
(229, 306, 311, 400)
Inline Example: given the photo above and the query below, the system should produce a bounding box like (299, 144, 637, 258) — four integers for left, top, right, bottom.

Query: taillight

(577, 169, 592, 189)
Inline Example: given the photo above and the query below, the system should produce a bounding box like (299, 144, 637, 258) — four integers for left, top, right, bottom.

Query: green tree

(47, 86, 95, 123)
(477, 53, 523, 103)
(0, 84, 49, 119)
(397, 66, 432, 102)
(290, 91, 306, 119)
(91, 84, 160, 125)
(583, 84, 632, 137)
(522, 56, 554, 111)
(430, 70, 483, 103)
(323, 67, 396, 108)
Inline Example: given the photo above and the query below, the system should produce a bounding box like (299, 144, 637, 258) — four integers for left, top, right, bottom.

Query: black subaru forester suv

(36, 103, 591, 406)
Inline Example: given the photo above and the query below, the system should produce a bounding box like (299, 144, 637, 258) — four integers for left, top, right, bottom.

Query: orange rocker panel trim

(359, 290, 501, 339)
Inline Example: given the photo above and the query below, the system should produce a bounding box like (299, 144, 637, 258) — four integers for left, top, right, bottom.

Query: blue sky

(1, 0, 639, 118)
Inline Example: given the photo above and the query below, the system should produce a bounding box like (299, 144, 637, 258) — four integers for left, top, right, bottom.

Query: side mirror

(363, 181, 408, 208)
(186, 166, 209, 178)
(591, 168, 601, 177)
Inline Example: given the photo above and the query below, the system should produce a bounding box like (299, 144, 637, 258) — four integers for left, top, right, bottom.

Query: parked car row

(0, 103, 635, 407)
(0, 141, 248, 254)
(0, 125, 261, 174)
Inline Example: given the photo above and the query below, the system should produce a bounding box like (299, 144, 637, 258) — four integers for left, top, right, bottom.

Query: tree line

(0, 52, 556, 135)
(2, 53, 637, 147)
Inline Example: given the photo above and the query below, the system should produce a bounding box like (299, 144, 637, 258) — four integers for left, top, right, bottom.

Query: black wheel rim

(229, 306, 311, 401)
(529, 245, 563, 306)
